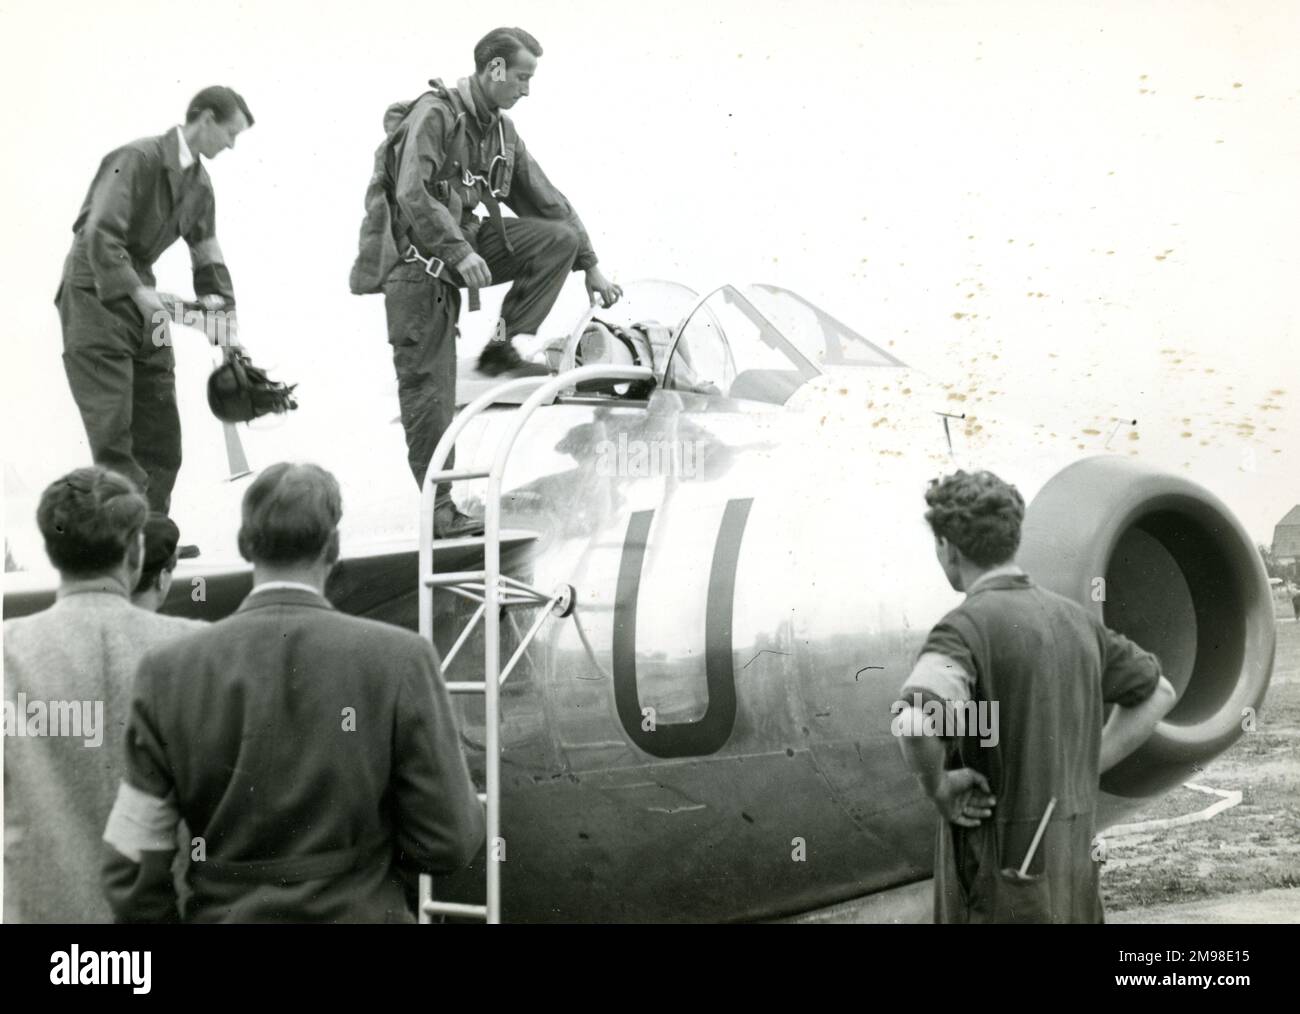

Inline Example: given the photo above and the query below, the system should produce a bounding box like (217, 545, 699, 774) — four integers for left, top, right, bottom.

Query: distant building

(1273, 505, 1300, 565)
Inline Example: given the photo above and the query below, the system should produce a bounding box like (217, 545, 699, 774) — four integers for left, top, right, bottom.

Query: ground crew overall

(57, 88, 251, 517)
(351, 29, 621, 537)
(897, 470, 1176, 923)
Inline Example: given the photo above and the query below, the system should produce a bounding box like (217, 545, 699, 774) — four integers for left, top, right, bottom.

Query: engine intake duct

(1019, 456, 1275, 798)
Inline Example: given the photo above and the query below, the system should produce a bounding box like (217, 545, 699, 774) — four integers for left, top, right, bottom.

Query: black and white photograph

(0, 0, 1296, 975)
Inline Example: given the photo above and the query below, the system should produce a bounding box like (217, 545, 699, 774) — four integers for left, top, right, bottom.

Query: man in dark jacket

(58, 86, 251, 522)
(354, 27, 621, 538)
(895, 470, 1176, 923)
(101, 462, 485, 922)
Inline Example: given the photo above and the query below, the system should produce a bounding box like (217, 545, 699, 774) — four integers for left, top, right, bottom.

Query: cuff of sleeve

(574, 252, 598, 272)
(434, 240, 474, 272)
(193, 263, 235, 303)
(104, 782, 180, 863)
(903, 652, 974, 703)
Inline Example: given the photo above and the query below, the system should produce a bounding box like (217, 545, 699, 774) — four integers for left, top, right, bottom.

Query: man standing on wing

(58, 87, 252, 547)
(353, 27, 621, 538)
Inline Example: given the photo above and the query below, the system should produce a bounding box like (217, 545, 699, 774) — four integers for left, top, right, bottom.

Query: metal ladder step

(423, 900, 488, 920)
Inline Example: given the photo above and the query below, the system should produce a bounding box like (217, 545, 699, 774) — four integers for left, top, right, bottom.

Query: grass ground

(1100, 619, 1300, 913)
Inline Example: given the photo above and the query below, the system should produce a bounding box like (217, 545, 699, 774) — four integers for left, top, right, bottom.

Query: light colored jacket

(3, 578, 205, 923)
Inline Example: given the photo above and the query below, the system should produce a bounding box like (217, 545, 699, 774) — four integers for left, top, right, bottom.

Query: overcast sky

(1, 0, 1297, 567)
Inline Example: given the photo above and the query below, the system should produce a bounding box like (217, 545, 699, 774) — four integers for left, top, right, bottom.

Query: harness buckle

(403, 244, 445, 280)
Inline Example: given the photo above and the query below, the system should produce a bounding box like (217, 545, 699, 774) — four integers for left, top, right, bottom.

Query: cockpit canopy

(555, 281, 905, 407)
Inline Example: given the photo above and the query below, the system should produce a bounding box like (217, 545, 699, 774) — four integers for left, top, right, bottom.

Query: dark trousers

(476, 215, 581, 339)
(384, 217, 581, 503)
(57, 283, 181, 514)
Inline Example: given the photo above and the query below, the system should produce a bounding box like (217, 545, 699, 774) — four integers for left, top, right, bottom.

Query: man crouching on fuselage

(353, 26, 621, 538)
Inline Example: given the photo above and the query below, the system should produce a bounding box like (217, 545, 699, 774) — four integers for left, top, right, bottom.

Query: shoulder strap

(401, 90, 470, 182)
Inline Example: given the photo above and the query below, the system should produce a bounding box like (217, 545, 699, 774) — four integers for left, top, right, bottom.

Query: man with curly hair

(895, 469, 1176, 922)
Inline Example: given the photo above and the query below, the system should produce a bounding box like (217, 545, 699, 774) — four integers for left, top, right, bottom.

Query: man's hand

(208, 308, 240, 350)
(930, 768, 996, 828)
(456, 252, 492, 288)
(188, 294, 239, 348)
(1100, 675, 1177, 773)
(135, 287, 172, 348)
(131, 285, 168, 319)
(585, 267, 622, 308)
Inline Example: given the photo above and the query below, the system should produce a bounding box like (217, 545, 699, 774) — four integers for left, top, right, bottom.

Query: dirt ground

(1100, 618, 1300, 922)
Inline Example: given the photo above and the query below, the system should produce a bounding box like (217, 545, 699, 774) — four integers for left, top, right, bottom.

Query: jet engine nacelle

(1018, 456, 1276, 802)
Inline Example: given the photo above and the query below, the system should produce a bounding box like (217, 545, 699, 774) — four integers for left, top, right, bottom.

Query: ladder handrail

(417, 363, 653, 924)
(419, 375, 545, 639)
(479, 365, 651, 924)
(484, 365, 653, 484)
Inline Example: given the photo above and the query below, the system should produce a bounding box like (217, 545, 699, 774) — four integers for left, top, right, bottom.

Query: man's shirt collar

(965, 563, 1027, 596)
(463, 75, 499, 131)
(56, 574, 132, 601)
(248, 580, 322, 597)
(174, 126, 194, 170)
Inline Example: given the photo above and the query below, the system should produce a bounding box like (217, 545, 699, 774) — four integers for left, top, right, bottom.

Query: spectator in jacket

(3, 467, 205, 922)
(102, 462, 485, 922)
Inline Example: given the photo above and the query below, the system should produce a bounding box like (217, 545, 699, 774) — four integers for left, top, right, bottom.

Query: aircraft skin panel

(429, 750, 928, 923)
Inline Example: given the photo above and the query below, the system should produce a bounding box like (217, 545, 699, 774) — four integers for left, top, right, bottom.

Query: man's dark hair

(37, 467, 148, 577)
(474, 27, 542, 73)
(135, 513, 180, 593)
(237, 462, 342, 565)
(924, 470, 1025, 567)
(185, 86, 254, 127)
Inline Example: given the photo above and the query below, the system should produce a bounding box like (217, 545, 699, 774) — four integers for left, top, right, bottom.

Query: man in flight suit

(359, 27, 621, 538)
(58, 86, 252, 530)
(895, 470, 1177, 922)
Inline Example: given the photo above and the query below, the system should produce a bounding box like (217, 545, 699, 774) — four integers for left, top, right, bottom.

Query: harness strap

(446, 97, 514, 258)
(470, 119, 514, 257)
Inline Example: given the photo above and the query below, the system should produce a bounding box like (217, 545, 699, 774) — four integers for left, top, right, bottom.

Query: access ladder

(416, 364, 653, 924)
